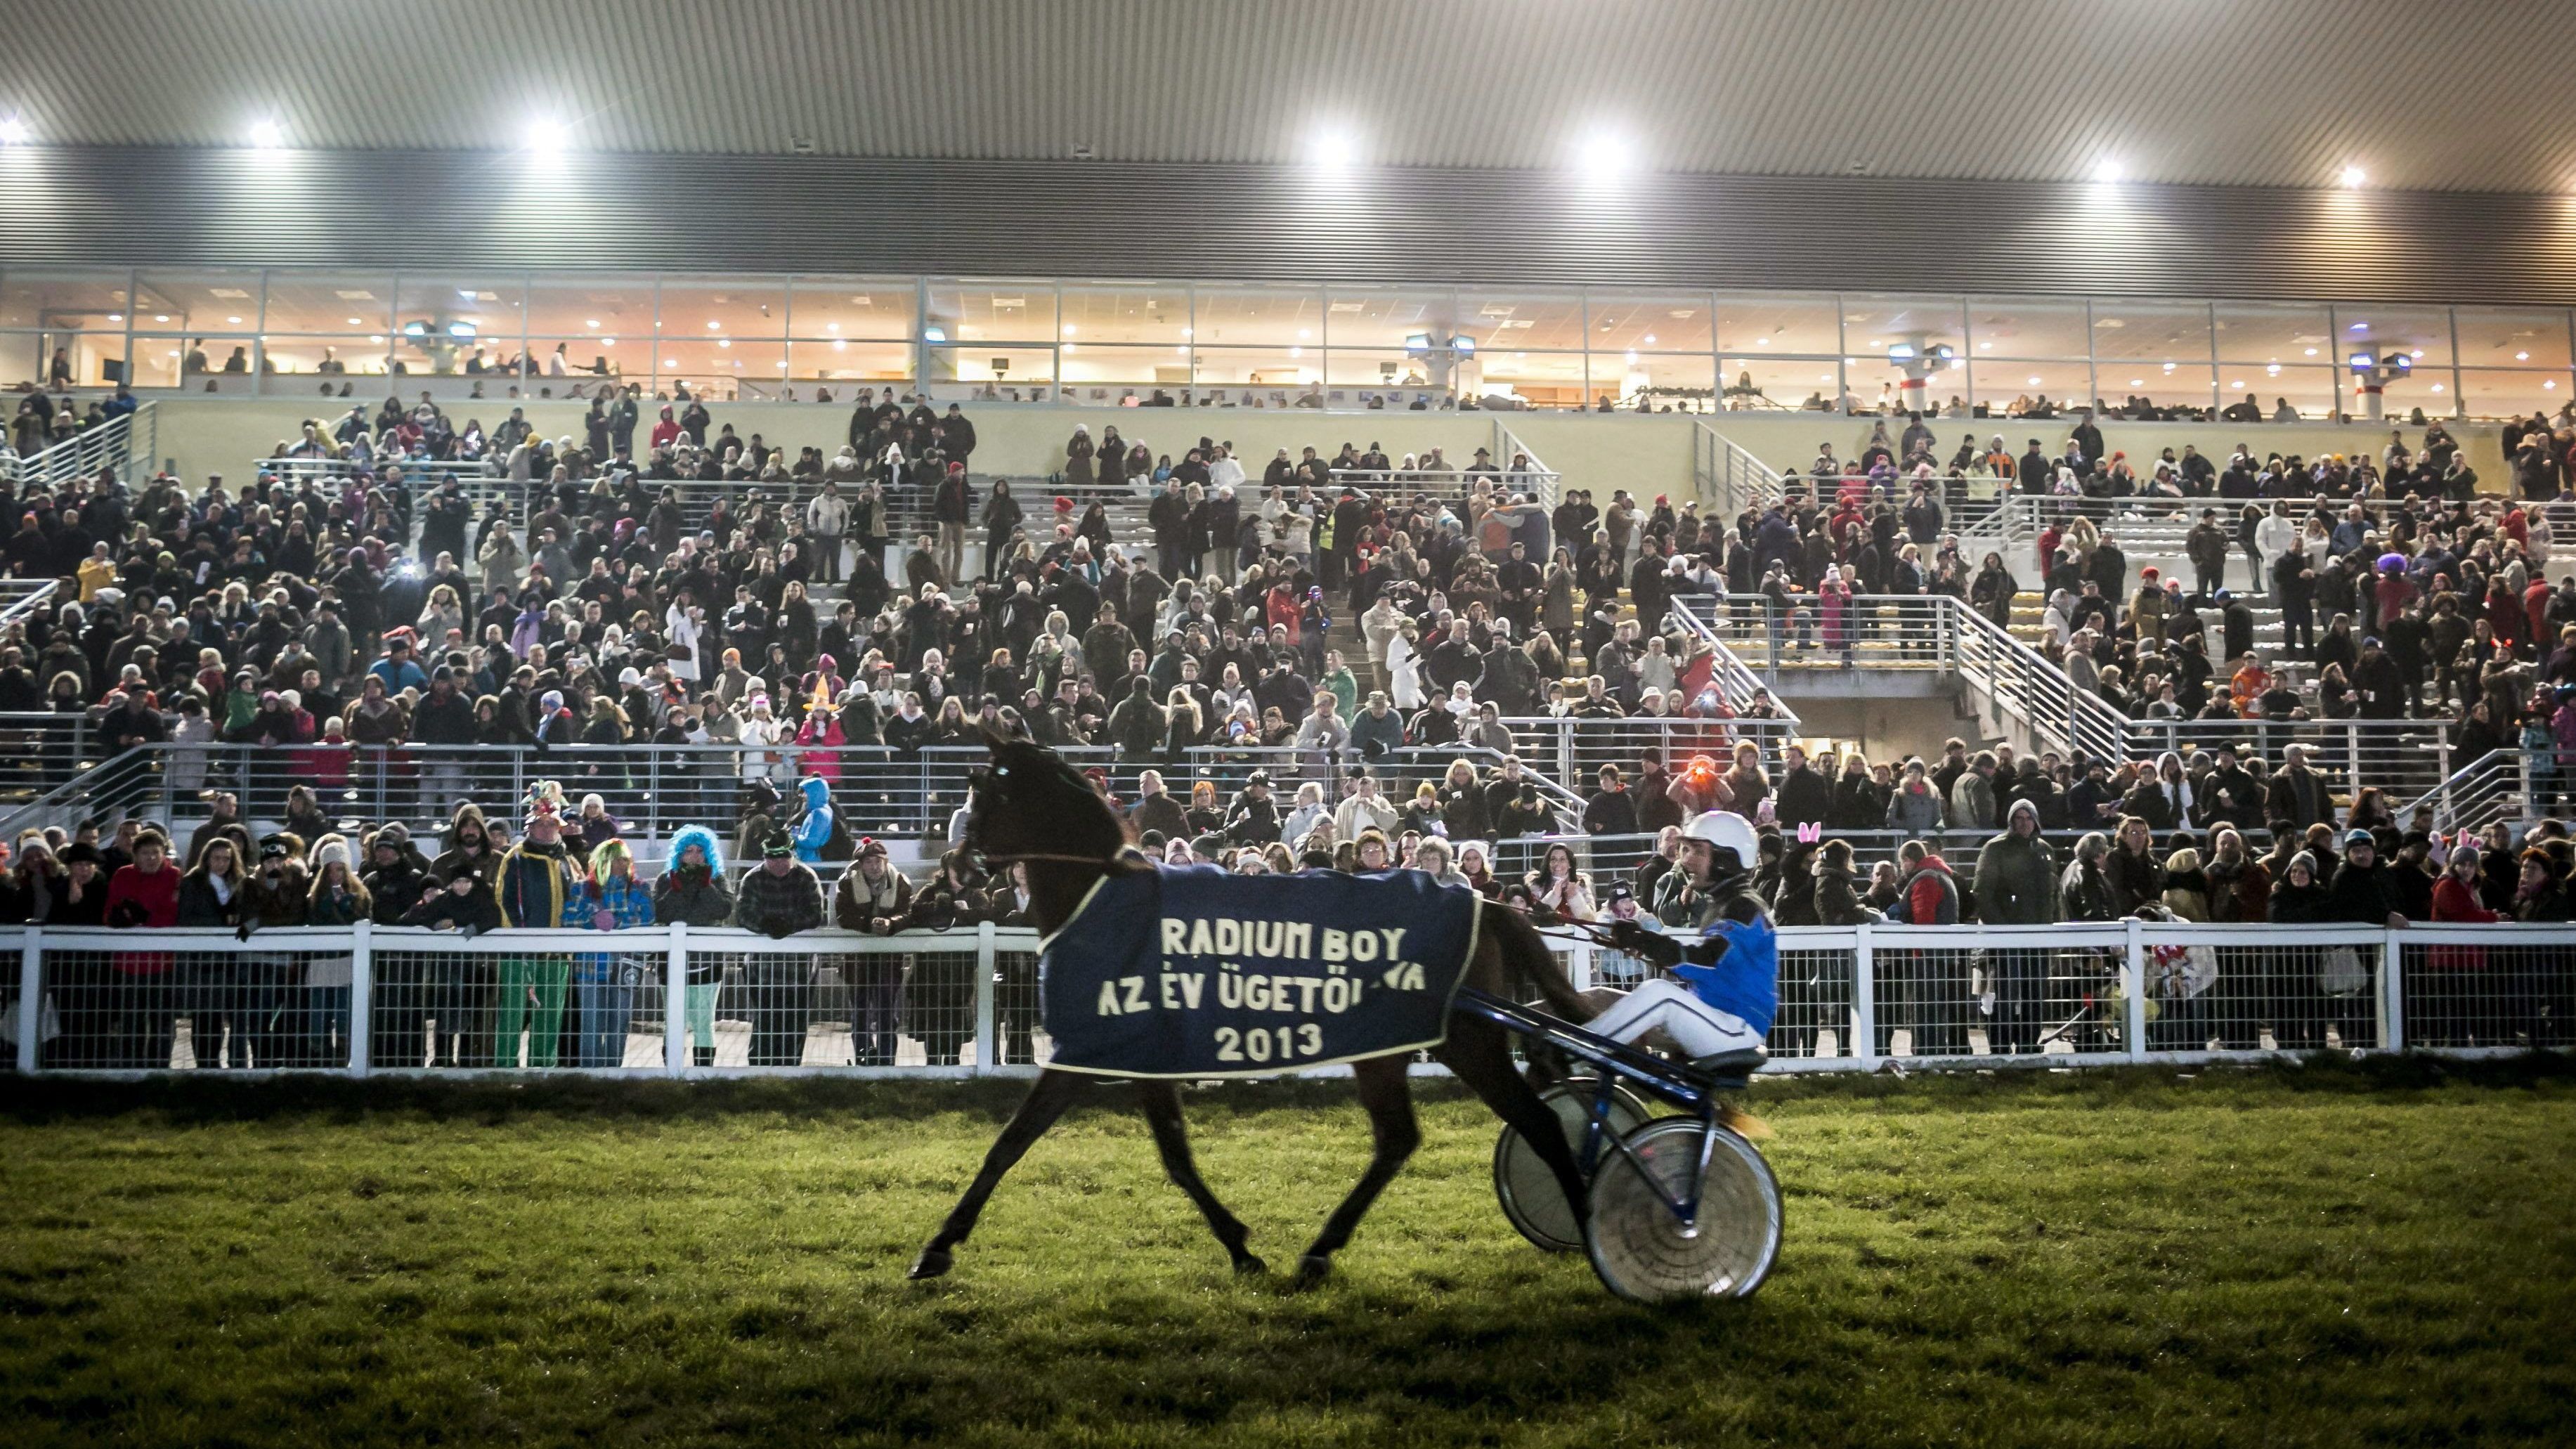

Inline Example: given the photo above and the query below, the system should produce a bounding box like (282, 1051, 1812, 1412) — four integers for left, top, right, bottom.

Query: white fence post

(2123, 917, 2147, 1061)
(348, 921, 372, 1077)
(15, 925, 37, 1074)
(665, 922, 689, 1075)
(1852, 921, 1879, 1067)
(974, 921, 997, 1075)
(2379, 930, 2403, 1051)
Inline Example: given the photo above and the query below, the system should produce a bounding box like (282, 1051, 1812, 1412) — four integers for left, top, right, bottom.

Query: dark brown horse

(909, 732, 1596, 1282)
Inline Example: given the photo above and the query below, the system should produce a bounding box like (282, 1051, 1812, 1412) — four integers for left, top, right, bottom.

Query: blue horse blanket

(1040, 865, 1481, 1078)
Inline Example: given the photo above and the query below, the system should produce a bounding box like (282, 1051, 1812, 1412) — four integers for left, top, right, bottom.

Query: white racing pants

(1585, 981, 1765, 1059)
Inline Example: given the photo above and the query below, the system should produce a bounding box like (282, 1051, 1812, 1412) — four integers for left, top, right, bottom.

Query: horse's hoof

(1232, 1254, 1270, 1277)
(907, 1247, 954, 1280)
(1294, 1253, 1332, 1284)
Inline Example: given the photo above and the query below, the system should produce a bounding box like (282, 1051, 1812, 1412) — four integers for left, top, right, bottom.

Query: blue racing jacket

(1671, 916, 1778, 1038)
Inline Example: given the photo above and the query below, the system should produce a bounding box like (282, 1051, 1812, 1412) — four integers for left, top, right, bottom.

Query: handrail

(1663, 596, 1804, 727)
(1, 402, 150, 489)
(1490, 422, 1560, 510)
(2396, 746, 2532, 832)
(1692, 420, 1788, 518)
(0, 580, 60, 630)
(1681, 592, 2125, 762)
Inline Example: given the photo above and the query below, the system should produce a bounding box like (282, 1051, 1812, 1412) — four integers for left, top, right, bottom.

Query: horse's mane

(998, 741, 1140, 861)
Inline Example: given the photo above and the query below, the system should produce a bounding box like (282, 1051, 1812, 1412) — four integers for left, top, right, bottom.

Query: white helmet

(1681, 810, 1759, 872)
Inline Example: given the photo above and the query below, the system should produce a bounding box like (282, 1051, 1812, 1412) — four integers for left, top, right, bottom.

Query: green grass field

(3, 1060, 2572, 1448)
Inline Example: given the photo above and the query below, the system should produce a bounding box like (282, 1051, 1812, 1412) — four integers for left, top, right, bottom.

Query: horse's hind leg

(1295, 1055, 1419, 1282)
(1434, 1015, 1590, 1231)
(1135, 1081, 1267, 1275)
(910, 1067, 1088, 1280)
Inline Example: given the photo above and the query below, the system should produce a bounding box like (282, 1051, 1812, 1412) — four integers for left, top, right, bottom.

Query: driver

(1595, 810, 1777, 1074)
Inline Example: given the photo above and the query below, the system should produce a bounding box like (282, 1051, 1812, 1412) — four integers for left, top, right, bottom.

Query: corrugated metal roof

(8, 148, 2576, 306)
(2, 0, 2573, 193)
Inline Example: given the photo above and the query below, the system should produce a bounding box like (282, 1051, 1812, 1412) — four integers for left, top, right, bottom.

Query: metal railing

(1663, 594, 1801, 722)
(1491, 422, 1561, 510)
(0, 712, 106, 797)
(0, 739, 1605, 851)
(1, 401, 152, 488)
(1679, 593, 2128, 762)
(2116, 716, 2461, 809)
(0, 581, 60, 631)
(10, 919, 2563, 1077)
(1693, 420, 1789, 517)
(2400, 748, 2536, 833)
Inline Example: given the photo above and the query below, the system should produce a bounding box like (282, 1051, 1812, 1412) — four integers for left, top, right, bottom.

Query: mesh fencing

(8, 922, 2572, 1076)
(2398, 935, 2576, 1051)
(37, 941, 353, 1070)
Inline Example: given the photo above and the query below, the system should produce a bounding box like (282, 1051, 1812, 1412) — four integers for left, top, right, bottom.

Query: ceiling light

(2265, 364, 2282, 375)
(155, 314, 169, 322)
(1755, 338, 1768, 347)
(2231, 380, 2244, 388)
(226, 316, 242, 325)
(2092, 159, 2122, 183)
(527, 120, 566, 156)
(923, 326, 947, 343)
(2547, 379, 2561, 391)
(1310, 129, 1357, 169)
(1580, 129, 1633, 177)
(2305, 347, 2318, 356)
(1062, 344, 1076, 354)
(1296, 328, 1310, 339)
(600, 338, 615, 346)
(2410, 349, 2424, 358)
(457, 289, 477, 301)
(706, 320, 721, 330)
(0, 115, 29, 146)
(2349, 322, 2368, 332)
(368, 334, 383, 344)
(1289, 346, 1303, 358)
(2431, 383, 2445, 393)
(1643, 334, 1657, 344)
(346, 316, 362, 325)
(1623, 349, 1639, 363)
(832, 339, 846, 351)
(717, 338, 731, 349)
(824, 322, 839, 333)
(663, 358, 678, 367)
(1977, 342, 1991, 351)
(107, 313, 122, 322)
(2517, 351, 2531, 360)
(2130, 379, 2143, 386)
(249, 119, 284, 148)
(1180, 327, 1194, 338)
(2027, 376, 2042, 386)
(2339, 164, 2366, 188)
(1062, 325, 1076, 336)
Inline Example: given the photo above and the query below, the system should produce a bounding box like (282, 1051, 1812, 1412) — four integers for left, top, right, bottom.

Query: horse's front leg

(911, 1067, 1089, 1279)
(1295, 1055, 1419, 1282)
(1134, 1079, 1267, 1275)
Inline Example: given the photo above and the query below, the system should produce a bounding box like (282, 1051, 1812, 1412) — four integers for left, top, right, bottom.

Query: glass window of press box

(6, 270, 2573, 419)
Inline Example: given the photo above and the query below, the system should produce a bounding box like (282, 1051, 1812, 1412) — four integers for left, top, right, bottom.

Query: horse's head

(964, 724, 1127, 867)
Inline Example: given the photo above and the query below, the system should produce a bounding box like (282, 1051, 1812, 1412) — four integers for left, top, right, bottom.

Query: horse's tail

(1478, 900, 1594, 1023)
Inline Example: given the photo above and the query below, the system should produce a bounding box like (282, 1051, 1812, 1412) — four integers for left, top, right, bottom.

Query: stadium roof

(5, 0, 2575, 194)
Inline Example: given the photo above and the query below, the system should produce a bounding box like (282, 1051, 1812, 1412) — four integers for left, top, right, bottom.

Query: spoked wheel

(1492, 1077, 1654, 1252)
(1585, 1116, 1782, 1301)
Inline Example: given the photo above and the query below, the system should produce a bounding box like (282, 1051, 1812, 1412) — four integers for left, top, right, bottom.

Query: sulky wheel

(1584, 1116, 1782, 1302)
(1492, 1077, 1654, 1252)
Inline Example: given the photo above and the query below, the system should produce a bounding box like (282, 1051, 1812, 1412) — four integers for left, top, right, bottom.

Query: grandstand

(0, 0, 2574, 1089)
